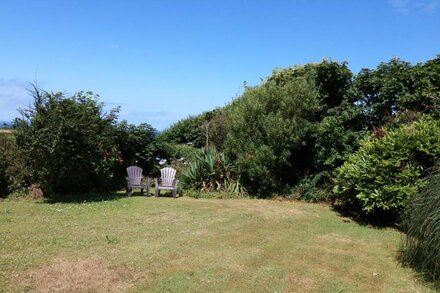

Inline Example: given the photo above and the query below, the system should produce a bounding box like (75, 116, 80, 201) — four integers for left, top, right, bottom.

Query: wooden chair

(155, 167, 179, 198)
(126, 166, 150, 196)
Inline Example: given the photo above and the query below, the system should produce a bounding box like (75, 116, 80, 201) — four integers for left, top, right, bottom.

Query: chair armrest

(154, 178, 159, 187)
(173, 179, 179, 188)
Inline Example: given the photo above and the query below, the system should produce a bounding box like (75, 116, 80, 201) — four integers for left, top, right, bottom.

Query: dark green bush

(0, 133, 29, 197)
(159, 142, 199, 162)
(0, 137, 9, 197)
(224, 77, 319, 195)
(333, 116, 440, 216)
(290, 173, 332, 202)
(400, 169, 440, 288)
(114, 121, 158, 184)
(14, 87, 119, 198)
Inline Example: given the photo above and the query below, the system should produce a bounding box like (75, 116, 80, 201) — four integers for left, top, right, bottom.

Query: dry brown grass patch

(316, 232, 356, 244)
(191, 198, 312, 219)
(20, 258, 138, 293)
(284, 274, 319, 292)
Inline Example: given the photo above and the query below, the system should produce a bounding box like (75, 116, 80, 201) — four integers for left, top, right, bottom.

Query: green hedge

(333, 116, 440, 216)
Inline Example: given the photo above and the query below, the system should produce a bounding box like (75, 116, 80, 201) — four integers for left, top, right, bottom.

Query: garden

(1, 55, 440, 291)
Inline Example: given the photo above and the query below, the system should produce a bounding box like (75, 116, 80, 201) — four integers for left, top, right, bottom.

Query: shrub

(0, 133, 29, 197)
(224, 78, 320, 195)
(159, 114, 205, 147)
(14, 87, 119, 198)
(333, 116, 440, 217)
(114, 121, 158, 185)
(181, 147, 246, 196)
(159, 142, 199, 162)
(290, 173, 332, 202)
(400, 169, 440, 287)
(0, 138, 9, 197)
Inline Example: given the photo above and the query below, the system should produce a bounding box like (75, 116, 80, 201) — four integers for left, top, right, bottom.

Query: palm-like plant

(181, 147, 245, 195)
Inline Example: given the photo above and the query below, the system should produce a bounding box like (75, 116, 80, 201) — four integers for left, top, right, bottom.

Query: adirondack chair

(126, 166, 150, 196)
(154, 167, 179, 198)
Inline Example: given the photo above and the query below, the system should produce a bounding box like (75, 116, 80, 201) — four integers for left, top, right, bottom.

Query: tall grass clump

(400, 169, 440, 288)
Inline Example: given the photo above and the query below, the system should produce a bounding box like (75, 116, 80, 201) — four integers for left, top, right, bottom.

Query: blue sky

(1, 0, 439, 130)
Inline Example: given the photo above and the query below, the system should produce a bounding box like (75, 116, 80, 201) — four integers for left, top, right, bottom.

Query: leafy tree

(14, 87, 119, 198)
(354, 56, 440, 126)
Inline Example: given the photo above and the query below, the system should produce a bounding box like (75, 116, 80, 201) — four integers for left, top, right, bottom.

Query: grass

(0, 194, 434, 292)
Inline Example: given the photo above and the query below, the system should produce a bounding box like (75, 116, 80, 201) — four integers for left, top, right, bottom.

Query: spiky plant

(400, 169, 440, 288)
(181, 147, 246, 195)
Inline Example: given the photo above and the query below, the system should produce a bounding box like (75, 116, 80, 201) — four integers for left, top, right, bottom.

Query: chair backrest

(160, 167, 176, 187)
(127, 166, 143, 185)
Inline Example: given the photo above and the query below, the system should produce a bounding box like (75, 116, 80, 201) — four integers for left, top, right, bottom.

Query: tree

(14, 86, 119, 198)
(353, 56, 440, 127)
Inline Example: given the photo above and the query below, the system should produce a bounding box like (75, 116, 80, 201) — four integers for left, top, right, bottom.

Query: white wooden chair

(155, 167, 179, 198)
(126, 166, 150, 196)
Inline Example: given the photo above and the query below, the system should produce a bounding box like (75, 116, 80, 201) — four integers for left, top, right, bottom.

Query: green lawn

(0, 195, 432, 292)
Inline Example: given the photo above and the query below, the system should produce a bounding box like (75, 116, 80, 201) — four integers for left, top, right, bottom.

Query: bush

(224, 78, 320, 195)
(0, 138, 9, 197)
(0, 133, 29, 197)
(159, 114, 205, 147)
(159, 142, 199, 162)
(14, 87, 119, 198)
(333, 116, 440, 217)
(290, 173, 332, 202)
(114, 121, 158, 185)
(181, 147, 246, 196)
(400, 169, 440, 288)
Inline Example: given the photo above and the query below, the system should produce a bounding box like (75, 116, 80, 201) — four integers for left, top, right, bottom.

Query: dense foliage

(224, 78, 319, 195)
(354, 57, 440, 126)
(158, 109, 223, 148)
(333, 117, 440, 216)
(13, 88, 120, 197)
(114, 121, 158, 184)
(4, 55, 440, 223)
(159, 56, 440, 206)
(400, 169, 440, 287)
(0, 136, 10, 197)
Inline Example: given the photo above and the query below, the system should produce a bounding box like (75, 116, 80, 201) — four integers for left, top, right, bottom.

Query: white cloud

(422, 0, 439, 13)
(0, 79, 32, 121)
(389, 0, 410, 14)
(389, 0, 439, 14)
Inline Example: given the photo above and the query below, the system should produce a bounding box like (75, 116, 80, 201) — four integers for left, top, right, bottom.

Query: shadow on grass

(41, 191, 132, 204)
(331, 203, 400, 229)
(37, 189, 181, 204)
